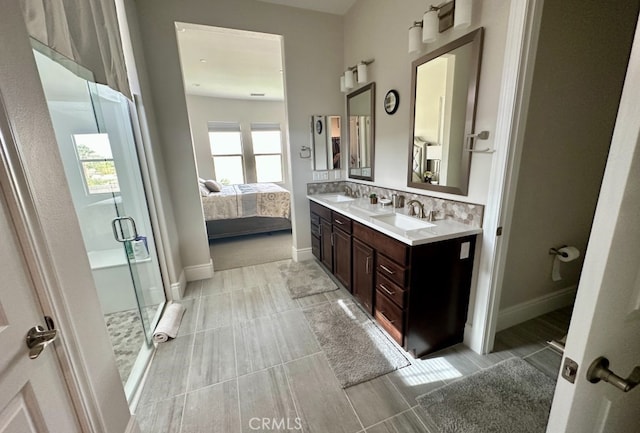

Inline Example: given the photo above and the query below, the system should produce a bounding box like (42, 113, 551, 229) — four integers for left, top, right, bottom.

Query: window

(251, 123, 283, 183)
(208, 122, 245, 185)
(73, 133, 120, 194)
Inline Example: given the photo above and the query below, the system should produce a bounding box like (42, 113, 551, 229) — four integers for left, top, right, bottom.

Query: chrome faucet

(344, 186, 353, 197)
(407, 200, 426, 219)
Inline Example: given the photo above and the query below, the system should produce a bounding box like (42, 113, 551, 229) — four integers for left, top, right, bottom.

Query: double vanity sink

(308, 192, 481, 357)
(309, 193, 481, 246)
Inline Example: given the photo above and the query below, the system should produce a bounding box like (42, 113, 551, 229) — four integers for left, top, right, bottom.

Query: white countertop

(308, 193, 482, 246)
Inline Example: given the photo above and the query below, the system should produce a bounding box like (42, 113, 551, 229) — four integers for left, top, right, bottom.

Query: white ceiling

(255, 0, 356, 15)
(176, 23, 285, 101)
(176, 1, 356, 101)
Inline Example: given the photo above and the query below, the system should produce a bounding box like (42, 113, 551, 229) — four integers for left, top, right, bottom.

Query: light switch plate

(460, 241, 470, 259)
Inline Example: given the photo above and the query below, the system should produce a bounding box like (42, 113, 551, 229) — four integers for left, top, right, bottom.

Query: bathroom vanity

(308, 194, 481, 357)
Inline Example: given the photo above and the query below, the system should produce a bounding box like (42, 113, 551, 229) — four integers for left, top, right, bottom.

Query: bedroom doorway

(32, 44, 166, 400)
(176, 23, 293, 270)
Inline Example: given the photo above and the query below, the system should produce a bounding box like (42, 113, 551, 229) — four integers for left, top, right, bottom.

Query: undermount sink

(371, 213, 436, 231)
(320, 194, 355, 203)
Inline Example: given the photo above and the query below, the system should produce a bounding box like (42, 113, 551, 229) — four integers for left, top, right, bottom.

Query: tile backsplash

(307, 181, 484, 228)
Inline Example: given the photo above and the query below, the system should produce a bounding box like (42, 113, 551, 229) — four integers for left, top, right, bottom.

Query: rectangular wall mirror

(348, 82, 375, 181)
(407, 28, 483, 195)
(311, 115, 341, 170)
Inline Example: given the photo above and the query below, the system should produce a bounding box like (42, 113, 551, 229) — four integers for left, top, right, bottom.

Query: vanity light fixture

(409, 21, 423, 53)
(344, 69, 355, 89)
(357, 62, 368, 84)
(340, 59, 375, 92)
(422, 7, 439, 43)
(409, 0, 473, 53)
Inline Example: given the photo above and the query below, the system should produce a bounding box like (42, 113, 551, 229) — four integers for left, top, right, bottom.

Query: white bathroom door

(0, 180, 81, 430)
(545, 13, 640, 433)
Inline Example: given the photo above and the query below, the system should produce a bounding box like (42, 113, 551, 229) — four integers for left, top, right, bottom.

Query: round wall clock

(315, 119, 323, 134)
(384, 90, 399, 115)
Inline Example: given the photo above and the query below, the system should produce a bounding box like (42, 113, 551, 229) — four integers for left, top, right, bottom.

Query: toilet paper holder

(549, 245, 569, 258)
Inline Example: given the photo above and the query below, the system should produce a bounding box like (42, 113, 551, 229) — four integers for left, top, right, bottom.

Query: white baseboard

(496, 285, 577, 332)
(125, 416, 141, 433)
(184, 259, 214, 281)
(170, 269, 186, 300)
(292, 247, 313, 262)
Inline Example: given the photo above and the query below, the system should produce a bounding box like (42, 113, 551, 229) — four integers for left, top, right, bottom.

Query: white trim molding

(465, 0, 545, 354)
(125, 416, 142, 433)
(496, 285, 577, 332)
(171, 270, 187, 300)
(185, 260, 214, 281)
(292, 246, 313, 262)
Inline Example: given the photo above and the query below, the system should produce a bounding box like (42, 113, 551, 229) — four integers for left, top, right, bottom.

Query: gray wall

(500, 0, 639, 309)
(343, 0, 510, 205)
(119, 0, 184, 285)
(134, 0, 344, 267)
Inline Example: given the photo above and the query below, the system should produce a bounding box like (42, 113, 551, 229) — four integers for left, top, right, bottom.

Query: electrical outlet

(312, 171, 329, 181)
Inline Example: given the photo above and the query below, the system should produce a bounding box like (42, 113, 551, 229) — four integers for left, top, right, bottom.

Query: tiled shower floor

(134, 259, 572, 433)
(104, 309, 145, 384)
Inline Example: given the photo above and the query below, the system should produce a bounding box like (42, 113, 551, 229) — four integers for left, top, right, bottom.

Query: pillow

(198, 183, 210, 197)
(204, 179, 223, 192)
(198, 177, 206, 184)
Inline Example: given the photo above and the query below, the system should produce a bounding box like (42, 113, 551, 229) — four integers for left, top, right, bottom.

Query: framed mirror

(347, 82, 375, 181)
(407, 28, 483, 195)
(312, 115, 341, 170)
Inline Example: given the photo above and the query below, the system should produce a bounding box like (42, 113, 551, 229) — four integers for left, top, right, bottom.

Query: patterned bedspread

(201, 183, 291, 221)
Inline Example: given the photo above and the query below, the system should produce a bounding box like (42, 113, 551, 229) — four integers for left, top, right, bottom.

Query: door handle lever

(586, 357, 640, 392)
(26, 316, 58, 360)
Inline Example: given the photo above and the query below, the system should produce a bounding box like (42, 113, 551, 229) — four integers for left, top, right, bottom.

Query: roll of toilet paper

(552, 246, 580, 281)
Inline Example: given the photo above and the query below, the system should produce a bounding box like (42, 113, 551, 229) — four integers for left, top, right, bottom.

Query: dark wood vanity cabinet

(310, 201, 352, 290)
(310, 200, 476, 358)
(352, 238, 374, 314)
(353, 220, 477, 357)
(331, 212, 352, 290)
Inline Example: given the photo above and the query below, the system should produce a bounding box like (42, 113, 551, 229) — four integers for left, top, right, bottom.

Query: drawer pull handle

(366, 256, 371, 274)
(380, 284, 395, 296)
(380, 264, 395, 275)
(380, 311, 395, 324)
(334, 219, 344, 225)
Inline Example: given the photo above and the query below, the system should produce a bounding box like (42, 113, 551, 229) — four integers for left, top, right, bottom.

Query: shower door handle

(111, 217, 139, 242)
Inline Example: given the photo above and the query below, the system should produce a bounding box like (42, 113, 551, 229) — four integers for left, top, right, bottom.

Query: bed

(200, 182, 291, 240)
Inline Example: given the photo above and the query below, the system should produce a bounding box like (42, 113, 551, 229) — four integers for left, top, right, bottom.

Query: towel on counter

(153, 303, 186, 343)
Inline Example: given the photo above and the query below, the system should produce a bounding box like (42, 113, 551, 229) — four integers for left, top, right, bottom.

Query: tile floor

(135, 259, 572, 433)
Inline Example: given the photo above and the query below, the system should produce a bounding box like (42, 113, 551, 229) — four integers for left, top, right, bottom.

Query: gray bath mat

(279, 260, 338, 299)
(417, 357, 555, 433)
(303, 299, 410, 388)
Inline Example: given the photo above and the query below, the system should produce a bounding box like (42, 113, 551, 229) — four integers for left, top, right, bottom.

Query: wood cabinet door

(332, 227, 351, 290)
(320, 219, 333, 271)
(352, 238, 374, 314)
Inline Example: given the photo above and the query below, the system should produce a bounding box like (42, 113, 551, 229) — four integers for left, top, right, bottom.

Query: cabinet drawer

(310, 201, 331, 220)
(311, 235, 320, 259)
(377, 254, 407, 287)
(353, 222, 409, 265)
(375, 292, 403, 345)
(331, 211, 352, 233)
(310, 213, 320, 226)
(376, 273, 406, 309)
(311, 223, 321, 237)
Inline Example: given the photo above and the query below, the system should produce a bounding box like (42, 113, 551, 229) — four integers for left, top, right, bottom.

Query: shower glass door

(32, 45, 166, 398)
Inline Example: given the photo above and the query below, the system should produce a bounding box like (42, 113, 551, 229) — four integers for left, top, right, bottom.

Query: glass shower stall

(32, 45, 166, 401)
